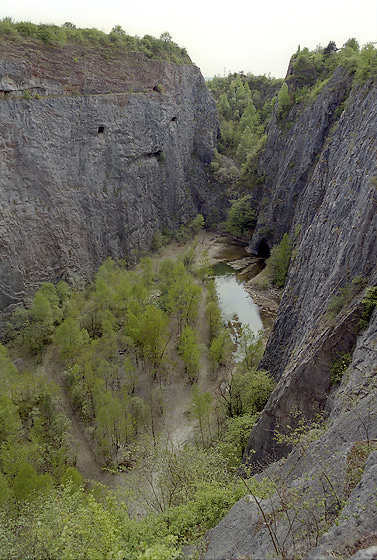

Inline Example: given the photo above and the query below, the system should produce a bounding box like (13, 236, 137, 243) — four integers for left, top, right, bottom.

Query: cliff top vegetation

(287, 38, 377, 101)
(0, 17, 191, 65)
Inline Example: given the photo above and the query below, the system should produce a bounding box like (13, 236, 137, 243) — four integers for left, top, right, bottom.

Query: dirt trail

(43, 348, 115, 487)
(157, 233, 244, 449)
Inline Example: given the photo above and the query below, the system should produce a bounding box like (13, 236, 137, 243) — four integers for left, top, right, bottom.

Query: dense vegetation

(207, 72, 281, 181)
(0, 220, 275, 558)
(208, 38, 377, 189)
(0, 18, 191, 64)
(288, 39, 377, 101)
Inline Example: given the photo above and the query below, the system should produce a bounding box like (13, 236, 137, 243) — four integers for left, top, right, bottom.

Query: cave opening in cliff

(171, 116, 177, 122)
(98, 126, 105, 134)
(257, 238, 271, 258)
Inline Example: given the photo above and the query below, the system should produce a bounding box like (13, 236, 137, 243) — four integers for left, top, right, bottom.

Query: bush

(330, 352, 352, 385)
(265, 233, 292, 288)
(359, 286, 377, 329)
(326, 276, 367, 323)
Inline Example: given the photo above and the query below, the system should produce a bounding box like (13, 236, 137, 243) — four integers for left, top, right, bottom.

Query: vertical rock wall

(0, 52, 220, 311)
(244, 71, 377, 468)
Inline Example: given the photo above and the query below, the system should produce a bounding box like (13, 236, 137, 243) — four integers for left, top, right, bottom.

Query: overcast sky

(1, 0, 376, 78)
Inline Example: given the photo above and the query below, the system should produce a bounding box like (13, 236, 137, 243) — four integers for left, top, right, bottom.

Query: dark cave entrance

(98, 126, 105, 135)
(257, 238, 271, 258)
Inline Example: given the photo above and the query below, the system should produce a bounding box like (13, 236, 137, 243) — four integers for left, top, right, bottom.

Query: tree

(206, 300, 223, 340)
(139, 305, 169, 370)
(167, 276, 201, 334)
(55, 317, 89, 363)
(323, 40, 337, 56)
(343, 38, 359, 52)
(356, 43, 377, 81)
(277, 82, 290, 112)
(226, 195, 256, 236)
(240, 100, 258, 131)
(238, 327, 264, 368)
(226, 368, 275, 417)
(12, 461, 54, 502)
(218, 93, 232, 119)
(209, 329, 233, 369)
(190, 384, 213, 446)
(265, 233, 292, 288)
(220, 413, 257, 466)
(27, 291, 56, 355)
(160, 31, 172, 42)
(178, 326, 202, 382)
(111, 24, 126, 37)
(0, 395, 21, 443)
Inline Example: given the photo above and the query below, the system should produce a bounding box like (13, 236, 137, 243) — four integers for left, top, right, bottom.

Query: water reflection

(214, 274, 263, 335)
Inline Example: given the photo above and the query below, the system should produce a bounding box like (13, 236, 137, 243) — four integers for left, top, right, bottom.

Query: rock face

(244, 69, 377, 467)
(201, 68, 377, 559)
(0, 45, 219, 311)
(203, 311, 377, 559)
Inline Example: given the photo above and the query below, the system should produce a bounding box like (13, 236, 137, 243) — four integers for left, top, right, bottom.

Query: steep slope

(244, 69, 377, 468)
(0, 40, 219, 313)
(201, 68, 377, 559)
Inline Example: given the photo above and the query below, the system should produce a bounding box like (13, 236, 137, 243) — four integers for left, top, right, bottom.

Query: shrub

(265, 233, 292, 288)
(359, 286, 377, 330)
(330, 352, 352, 385)
(326, 276, 367, 323)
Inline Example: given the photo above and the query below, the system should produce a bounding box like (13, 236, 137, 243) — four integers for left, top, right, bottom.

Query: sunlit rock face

(0, 49, 219, 310)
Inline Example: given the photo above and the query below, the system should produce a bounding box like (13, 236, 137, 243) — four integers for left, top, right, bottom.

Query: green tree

(206, 300, 223, 341)
(12, 462, 53, 502)
(277, 82, 290, 112)
(190, 385, 213, 447)
(265, 233, 292, 287)
(55, 317, 90, 363)
(343, 37, 359, 52)
(139, 305, 169, 370)
(218, 93, 232, 119)
(111, 24, 126, 37)
(356, 43, 377, 81)
(0, 343, 18, 395)
(27, 289, 57, 355)
(0, 395, 21, 443)
(226, 195, 256, 236)
(223, 368, 274, 417)
(178, 326, 202, 382)
(220, 413, 257, 466)
(236, 126, 254, 161)
(209, 329, 233, 369)
(238, 327, 264, 368)
(167, 276, 201, 334)
(239, 100, 258, 131)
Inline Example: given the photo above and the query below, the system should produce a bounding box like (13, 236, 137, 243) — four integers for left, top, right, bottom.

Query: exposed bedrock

(244, 70, 377, 469)
(202, 69, 377, 559)
(0, 53, 220, 311)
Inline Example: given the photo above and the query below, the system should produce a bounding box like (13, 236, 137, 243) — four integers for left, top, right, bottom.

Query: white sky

(1, 0, 376, 78)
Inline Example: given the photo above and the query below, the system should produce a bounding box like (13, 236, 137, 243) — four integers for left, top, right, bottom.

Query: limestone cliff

(201, 67, 377, 559)
(244, 68, 377, 468)
(0, 42, 219, 311)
